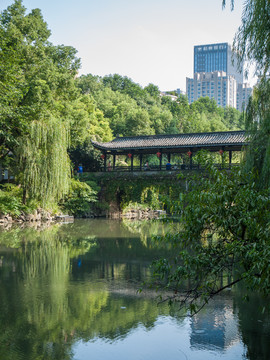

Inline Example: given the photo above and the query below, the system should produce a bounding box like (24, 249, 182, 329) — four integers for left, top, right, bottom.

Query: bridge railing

(98, 163, 239, 172)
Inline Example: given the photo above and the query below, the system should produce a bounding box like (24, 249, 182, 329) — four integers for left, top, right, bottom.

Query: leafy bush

(61, 178, 97, 217)
(0, 184, 23, 216)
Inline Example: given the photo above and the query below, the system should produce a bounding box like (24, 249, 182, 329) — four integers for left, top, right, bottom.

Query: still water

(0, 219, 269, 360)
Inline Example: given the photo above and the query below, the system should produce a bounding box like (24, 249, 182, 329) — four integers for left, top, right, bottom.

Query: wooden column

(104, 153, 107, 172)
(159, 151, 162, 170)
(189, 149, 193, 169)
(113, 154, 116, 170)
(131, 153, 134, 172)
(139, 154, 143, 171)
(168, 153, 171, 163)
(229, 150, 232, 168)
(221, 147, 225, 168)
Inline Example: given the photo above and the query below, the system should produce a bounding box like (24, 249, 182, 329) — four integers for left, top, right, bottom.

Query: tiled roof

(92, 131, 247, 151)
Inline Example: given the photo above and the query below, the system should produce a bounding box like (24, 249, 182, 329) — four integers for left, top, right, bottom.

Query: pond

(0, 219, 269, 360)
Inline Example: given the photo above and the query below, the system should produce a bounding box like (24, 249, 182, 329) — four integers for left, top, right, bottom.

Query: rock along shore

(0, 209, 74, 224)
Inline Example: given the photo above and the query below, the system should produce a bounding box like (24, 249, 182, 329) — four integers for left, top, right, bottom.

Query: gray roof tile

(92, 131, 247, 151)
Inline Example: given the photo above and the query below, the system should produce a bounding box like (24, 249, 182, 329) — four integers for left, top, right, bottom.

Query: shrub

(0, 184, 23, 216)
(61, 178, 97, 217)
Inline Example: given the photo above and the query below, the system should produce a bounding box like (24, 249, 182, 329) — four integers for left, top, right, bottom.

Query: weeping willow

(243, 78, 270, 189)
(232, 0, 270, 77)
(17, 118, 71, 207)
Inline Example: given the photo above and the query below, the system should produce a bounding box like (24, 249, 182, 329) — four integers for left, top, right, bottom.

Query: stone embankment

(108, 208, 166, 220)
(0, 209, 73, 224)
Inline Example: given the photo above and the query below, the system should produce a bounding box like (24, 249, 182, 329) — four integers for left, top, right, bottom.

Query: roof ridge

(112, 130, 245, 142)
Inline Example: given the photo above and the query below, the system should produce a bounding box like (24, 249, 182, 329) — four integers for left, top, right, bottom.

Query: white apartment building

(236, 83, 253, 111)
(186, 71, 237, 108)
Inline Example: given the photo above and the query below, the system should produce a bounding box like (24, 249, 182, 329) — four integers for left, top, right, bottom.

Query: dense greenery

(0, 1, 245, 215)
(0, 1, 110, 212)
(243, 78, 270, 189)
(149, 0, 270, 313)
(150, 154, 270, 313)
(76, 73, 244, 139)
(232, 0, 270, 77)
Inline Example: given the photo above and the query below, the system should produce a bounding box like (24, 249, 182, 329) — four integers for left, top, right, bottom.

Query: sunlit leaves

(149, 153, 270, 314)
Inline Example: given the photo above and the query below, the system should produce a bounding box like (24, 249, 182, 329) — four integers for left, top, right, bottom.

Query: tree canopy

(148, 0, 270, 314)
(76, 73, 243, 140)
(0, 0, 253, 214)
(0, 1, 111, 207)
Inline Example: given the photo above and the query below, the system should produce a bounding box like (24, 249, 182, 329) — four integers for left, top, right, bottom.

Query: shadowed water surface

(0, 219, 269, 360)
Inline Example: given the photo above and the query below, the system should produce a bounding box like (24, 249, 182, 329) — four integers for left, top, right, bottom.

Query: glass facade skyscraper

(186, 42, 252, 109)
(194, 43, 243, 84)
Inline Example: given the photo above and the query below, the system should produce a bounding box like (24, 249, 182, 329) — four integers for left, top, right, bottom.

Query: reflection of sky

(73, 315, 245, 360)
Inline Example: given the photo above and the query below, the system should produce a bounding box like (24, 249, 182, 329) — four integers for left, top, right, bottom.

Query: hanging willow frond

(233, 0, 270, 77)
(17, 117, 71, 207)
(222, 0, 234, 10)
(243, 78, 270, 189)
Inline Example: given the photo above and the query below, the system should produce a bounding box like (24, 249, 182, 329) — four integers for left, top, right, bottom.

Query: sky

(1, 0, 252, 91)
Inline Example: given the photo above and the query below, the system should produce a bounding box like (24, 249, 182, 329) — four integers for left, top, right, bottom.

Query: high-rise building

(236, 83, 253, 111)
(186, 71, 237, 108)
(186, 42, 252, 109)
(194, 43, 243, 84)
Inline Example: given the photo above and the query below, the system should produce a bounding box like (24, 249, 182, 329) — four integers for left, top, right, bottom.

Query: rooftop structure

(92, 131, 247, 171)
(92, 131, 246, 153)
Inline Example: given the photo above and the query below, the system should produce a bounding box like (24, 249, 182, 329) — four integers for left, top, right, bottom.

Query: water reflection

(190, 296, 240, 352)
(0, 219, 269, 359)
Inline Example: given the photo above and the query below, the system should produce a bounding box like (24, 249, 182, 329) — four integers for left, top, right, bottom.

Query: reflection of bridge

(92, 131, 247, 172)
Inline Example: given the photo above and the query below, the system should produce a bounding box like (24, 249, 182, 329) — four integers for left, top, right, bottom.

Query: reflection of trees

(4, 221, 269, 359)
(121, 218, 177, 248)
(234, 291, 270, 360)
(0, 222, 177, 359)
(0, 228, 75, 359)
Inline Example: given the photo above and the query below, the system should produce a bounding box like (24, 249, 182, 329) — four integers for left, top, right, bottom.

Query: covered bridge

(91, 130, 247, 171)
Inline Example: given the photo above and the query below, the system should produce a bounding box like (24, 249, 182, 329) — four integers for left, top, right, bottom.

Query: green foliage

(149, 153, 270, 314)
(140, 186, 161, 209)
(148, 0, 270, 314)
(0, 1, 114, 208)
(243, 78, 270, 189)
(233, 0, 270, 77)
(76, 73, 243, 142)
(0, 185, 23, 216)
(61, 178, 97, 216)
(144, 83, 160, 99)
(0, 183, 40, 216)
(99, 175, 185, 211)
(17, 118, 71, 207)
(0, 0, 249, 217)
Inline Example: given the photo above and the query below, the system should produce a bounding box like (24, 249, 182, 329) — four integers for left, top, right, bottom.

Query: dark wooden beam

(131, 154, 134, 172)
(189, 149, 193, 170)
(104, 153, 107, 172)
(113, 154, 116, 170)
